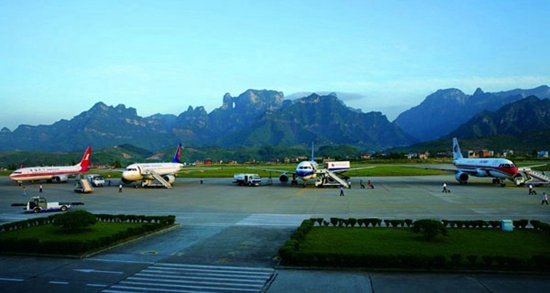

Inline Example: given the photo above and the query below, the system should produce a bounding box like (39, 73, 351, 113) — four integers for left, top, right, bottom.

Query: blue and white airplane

(251, 143, 371, 187)
(121, 144, 185, 187)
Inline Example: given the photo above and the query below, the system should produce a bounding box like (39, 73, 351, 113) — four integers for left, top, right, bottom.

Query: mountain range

(0, 86, 549, 152)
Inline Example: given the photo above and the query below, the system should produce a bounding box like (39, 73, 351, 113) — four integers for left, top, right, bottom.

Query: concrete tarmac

(0, 175, 549, 293)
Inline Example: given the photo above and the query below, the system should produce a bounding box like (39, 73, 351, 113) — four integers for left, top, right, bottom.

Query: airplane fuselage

(295, 161, 319, 181)
(122, 163, 183, 182)
(9, 166, 83, 183)
(454, 158, 518, 179)
(9, 146, 91, 184)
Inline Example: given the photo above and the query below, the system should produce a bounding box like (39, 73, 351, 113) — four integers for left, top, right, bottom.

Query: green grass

(2, 222, 143, 242)
(300, 227, 550, 258)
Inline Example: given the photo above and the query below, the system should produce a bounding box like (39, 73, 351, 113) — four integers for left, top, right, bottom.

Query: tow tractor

(11, 196, 84, 213)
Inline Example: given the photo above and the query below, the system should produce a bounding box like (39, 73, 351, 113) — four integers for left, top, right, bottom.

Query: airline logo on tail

(172, 144, 182, 163)
(452, 138, 463, 160)
(78, 147, 92, 172)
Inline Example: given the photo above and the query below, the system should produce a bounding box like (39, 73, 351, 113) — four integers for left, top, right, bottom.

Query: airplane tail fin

(77, 147, 92, 172)
(172, 143, 182, 163)
(452, 138, 463, 160)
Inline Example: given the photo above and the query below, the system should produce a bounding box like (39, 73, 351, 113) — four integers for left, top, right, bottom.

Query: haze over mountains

(0, 85, 549, 152)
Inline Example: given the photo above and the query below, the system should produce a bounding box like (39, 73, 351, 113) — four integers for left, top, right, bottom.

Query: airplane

(9, 147, 92, 185)
(120, 143, 187, 188)
(251, 143, 372, 187)
(420, 138, 522, 187)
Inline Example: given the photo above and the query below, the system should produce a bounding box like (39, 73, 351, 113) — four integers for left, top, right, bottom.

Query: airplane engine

(162, 175, 176, 184)
(279, 174, 289, 183)
(455, 172, 469, 184)
(53, 175, 68, 182)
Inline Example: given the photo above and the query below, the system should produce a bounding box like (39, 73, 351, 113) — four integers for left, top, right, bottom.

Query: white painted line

(75, 268, 123, 274)
(86, 283, 108, 287)
(0, 277, 24, 282)
(49, 280, 69, 285)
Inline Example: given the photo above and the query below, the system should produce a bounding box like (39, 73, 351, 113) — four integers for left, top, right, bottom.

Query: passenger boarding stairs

(315, 170, 350, 188)
(520, 169, 550, 185)
(145, 171, 173, 188)
(74, 178, 94, 193)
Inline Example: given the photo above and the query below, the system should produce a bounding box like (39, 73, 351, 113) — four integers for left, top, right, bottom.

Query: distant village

(404, 150, 549, 160)
(187, 149, 550, 166)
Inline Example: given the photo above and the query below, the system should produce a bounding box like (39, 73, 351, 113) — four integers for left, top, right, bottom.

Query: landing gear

(492, 178, 506, 187)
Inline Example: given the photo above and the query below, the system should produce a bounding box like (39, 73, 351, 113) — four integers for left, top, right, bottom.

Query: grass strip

(1, 222, 143, 243)
(300, 227, 549, 258)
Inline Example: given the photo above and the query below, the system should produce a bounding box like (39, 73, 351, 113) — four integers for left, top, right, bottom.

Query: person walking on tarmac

(529, 184, 537, 195)
(360, 179, 366, 189)
(542, 192, 549, 205)
(367, 180, 374, 189)
(339, 185, 345, 196)
(442, 182, 449, 193)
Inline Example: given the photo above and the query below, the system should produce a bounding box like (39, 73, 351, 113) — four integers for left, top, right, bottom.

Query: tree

(53, 210, 97, 233)
(411, 219, 448, 241)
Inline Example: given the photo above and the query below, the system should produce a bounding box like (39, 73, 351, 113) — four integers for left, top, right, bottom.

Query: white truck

(324, 161, 351, 172)
(11, 196, 84, 213)
(86, 174, 105, 187)
(233, 173, 262, 186)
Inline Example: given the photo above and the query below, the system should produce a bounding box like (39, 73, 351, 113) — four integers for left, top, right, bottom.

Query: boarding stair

(147, 171, 173, 188)
(315, 170, 350, 188)
(74, 178, 94, 193)
(520, 169, 550, 186)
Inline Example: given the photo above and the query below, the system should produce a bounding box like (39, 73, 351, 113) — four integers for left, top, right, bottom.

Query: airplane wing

(176, 167, 220, 174)
(403, 164, 458, 173)
(330, 166, 376, 174)
(247, 167, 295, 175)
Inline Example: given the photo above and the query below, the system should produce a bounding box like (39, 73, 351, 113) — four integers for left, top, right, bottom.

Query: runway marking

(87, 283, 108, 287)
(75, 268, 123, 274)
(88, 258, 154, 265)
(104, 263, 275, 293)
(0, 277, 24, 282)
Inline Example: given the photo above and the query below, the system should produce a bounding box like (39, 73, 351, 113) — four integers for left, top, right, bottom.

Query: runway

(0, 175, 548, 292)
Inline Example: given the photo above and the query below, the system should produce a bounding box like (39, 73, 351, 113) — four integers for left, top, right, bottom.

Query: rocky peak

(473, 88, 485, 96)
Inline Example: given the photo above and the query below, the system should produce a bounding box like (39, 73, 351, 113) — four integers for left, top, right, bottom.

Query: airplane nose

(122, 171, 132, 180)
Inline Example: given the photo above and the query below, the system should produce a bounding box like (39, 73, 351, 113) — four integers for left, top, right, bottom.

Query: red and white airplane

(9, 147, 92, 185)
(427, 138, 521, 187)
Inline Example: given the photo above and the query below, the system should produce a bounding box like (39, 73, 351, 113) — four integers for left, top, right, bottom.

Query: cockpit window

(499, 164, 516, 168)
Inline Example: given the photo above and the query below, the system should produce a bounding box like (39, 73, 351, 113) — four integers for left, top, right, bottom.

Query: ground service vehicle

(11, 196, 84, 213)
(86, 174, 105, 187)
(233, 173, 261, 186)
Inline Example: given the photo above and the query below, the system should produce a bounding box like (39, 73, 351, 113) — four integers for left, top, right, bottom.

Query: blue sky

(1, 0, 549, 130)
